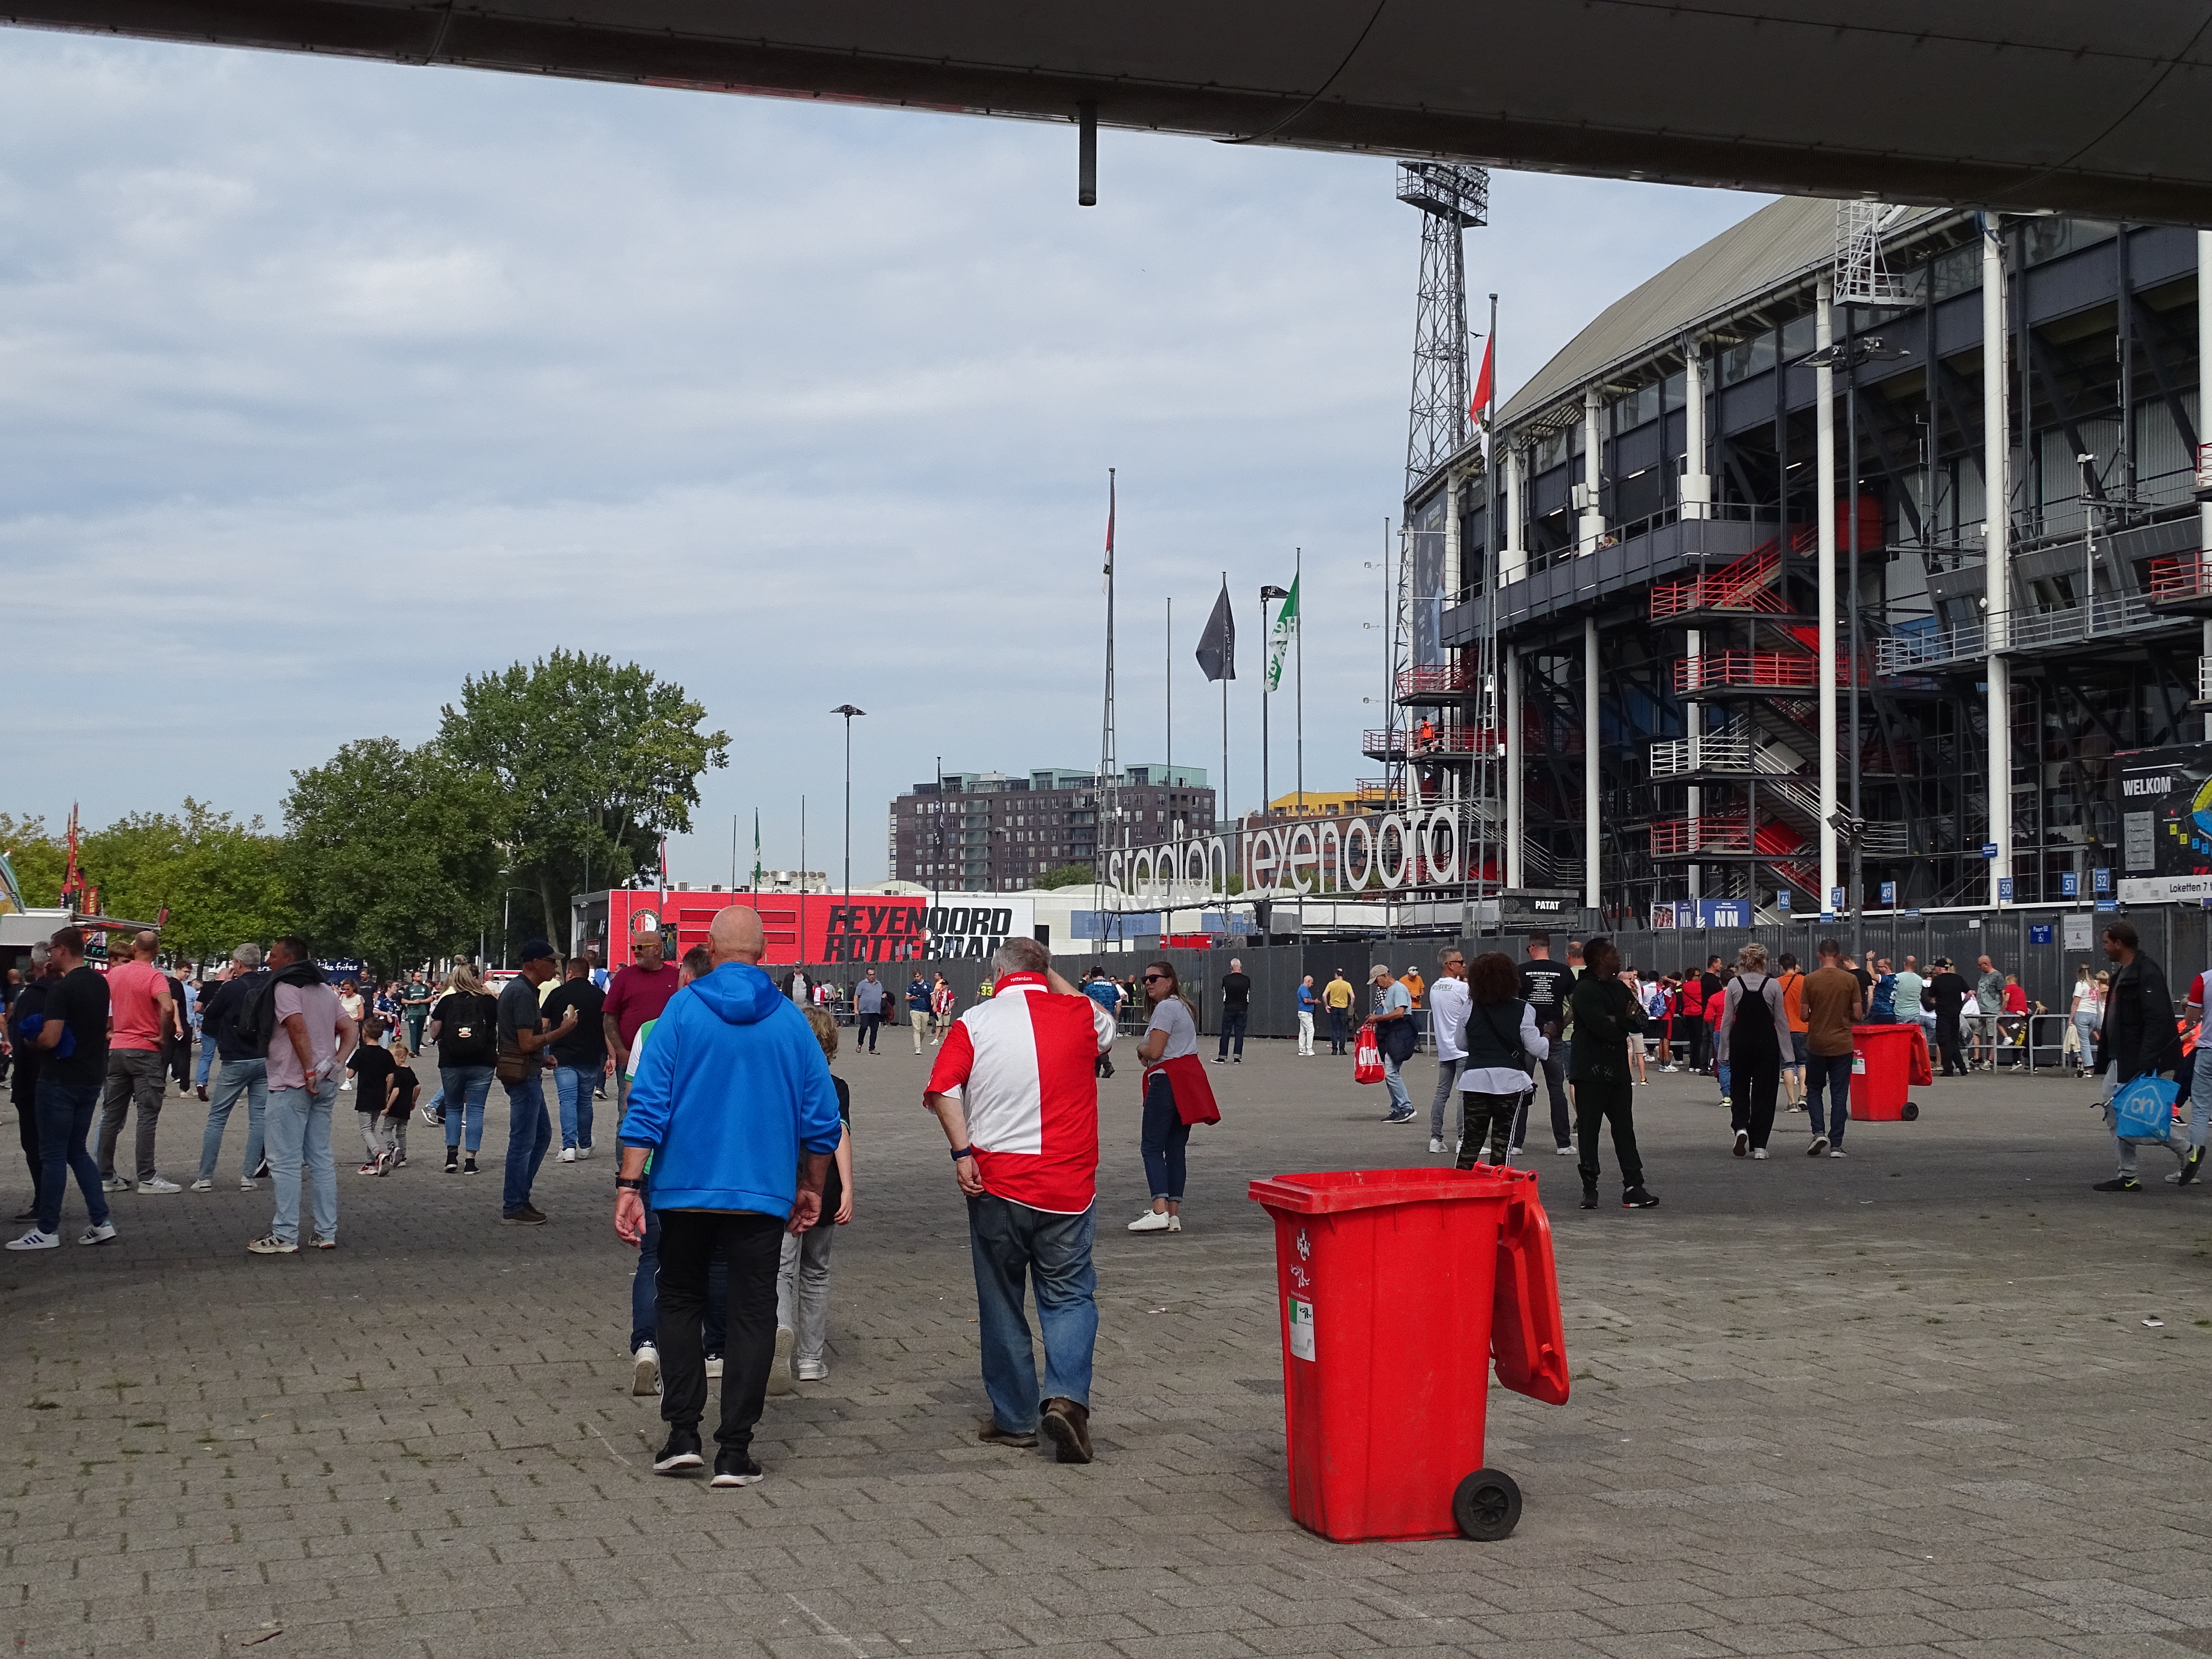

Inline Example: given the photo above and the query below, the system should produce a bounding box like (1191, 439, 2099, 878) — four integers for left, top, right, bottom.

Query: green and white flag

(1265, 576, 1298, 693)
(752, 809, 763, 889)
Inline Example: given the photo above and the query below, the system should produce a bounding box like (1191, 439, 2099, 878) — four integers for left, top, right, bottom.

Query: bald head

(132, 930, 160, 960)
(709, 906, 766, 965)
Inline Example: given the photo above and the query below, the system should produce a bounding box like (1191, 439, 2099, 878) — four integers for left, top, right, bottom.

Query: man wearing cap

(499, 942, 578, 1225)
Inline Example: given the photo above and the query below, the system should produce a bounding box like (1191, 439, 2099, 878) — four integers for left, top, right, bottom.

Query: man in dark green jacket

(1569, 937, 1659, 1210)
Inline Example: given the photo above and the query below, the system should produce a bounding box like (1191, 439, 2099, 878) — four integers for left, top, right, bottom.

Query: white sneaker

(239, 1177, 258, 1190)
(631, 1343, 660, 1396)
(1808, 1135, 1830, 1156)
(189, 1179, 213, 1192)
(1128, 1209, 1173, 1232)
(1828, 1148, 1848, 1158)
(574, 1145, 592, 1160)
(795, 1359, 828, 1382)
(705, 1356, 724, 1381)
(558, 1147, 576, 1163)
(1167, 1214, 1182, 1233)
(1554, 1144, 1575, 1155)
(1428, 1137, 1445, 1154)
(4, 1228, 58, 1251)
(1505, 1146, 1522, 1160)
(1732, 1129, 1749, 1158)
(137, 1176, 181, 1194)
(767, 1327, 796, 1396)
(79, 1222, 117, 1245)
(101, 1176, 130, 1193)
(1751, 1147, 1769, 1160)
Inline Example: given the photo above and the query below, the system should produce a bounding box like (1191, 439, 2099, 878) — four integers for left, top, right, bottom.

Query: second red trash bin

(1849, 1021, 1932, 1121)
(1248, 1164, 1570, 1544)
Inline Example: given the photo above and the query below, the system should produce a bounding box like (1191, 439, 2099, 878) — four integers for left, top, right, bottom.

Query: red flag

(1102, 470, 1115, 594)
(1468, 334, 1494, 425)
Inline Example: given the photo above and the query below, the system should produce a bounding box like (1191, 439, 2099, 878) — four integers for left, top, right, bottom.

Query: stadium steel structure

(1398, 199, 2212, 925)
(9, 5, 2212, 223)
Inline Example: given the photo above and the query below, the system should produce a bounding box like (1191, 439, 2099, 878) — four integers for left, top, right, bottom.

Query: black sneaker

(1579, 1190, 1598, 1211)
(2092, 1176, 2142, 1192)
(710, 1449, 765, 1488)
(1382, 1110, 1417, 1125)
(2180, 1147, 2206, 1187)
(463, 1157, 479, 1175)
(652, 1430, 704, 1474)
(502, 1205, 547, 1225)
(1621, 1187, 1660, 1208)
(444, 1152, 459, 1174)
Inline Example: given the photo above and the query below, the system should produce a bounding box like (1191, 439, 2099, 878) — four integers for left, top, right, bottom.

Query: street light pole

(831, 705, 866, 916)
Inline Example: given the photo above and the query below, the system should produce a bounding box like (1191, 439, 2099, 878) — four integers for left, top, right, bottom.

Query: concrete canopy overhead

(8, 1, 2212, 224)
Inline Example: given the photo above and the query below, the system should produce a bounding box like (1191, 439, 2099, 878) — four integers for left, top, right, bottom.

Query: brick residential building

(891, 765, 1214, 891)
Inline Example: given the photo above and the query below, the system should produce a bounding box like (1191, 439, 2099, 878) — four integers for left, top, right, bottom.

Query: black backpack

(1729, 972, 1780, 1056)
(438, 993, 498, 1066)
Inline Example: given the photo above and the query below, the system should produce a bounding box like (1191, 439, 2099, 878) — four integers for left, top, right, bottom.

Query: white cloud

(0, 29, 1768, 881)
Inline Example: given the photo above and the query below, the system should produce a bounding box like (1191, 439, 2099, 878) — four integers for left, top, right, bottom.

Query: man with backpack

(193, 944, 273, 1191)
(1515, 934, 1576, 1157)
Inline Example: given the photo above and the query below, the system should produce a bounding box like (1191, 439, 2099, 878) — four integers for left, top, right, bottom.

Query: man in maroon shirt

(602, 930, 678, 1120)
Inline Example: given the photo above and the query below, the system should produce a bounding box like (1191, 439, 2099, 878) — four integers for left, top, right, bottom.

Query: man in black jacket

(2090, 919, 2192, 1192)
(1925, 958, 1970, 1077)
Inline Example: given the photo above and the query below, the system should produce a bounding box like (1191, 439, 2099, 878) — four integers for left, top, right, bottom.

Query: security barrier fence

(782, 904, 2211, 1046)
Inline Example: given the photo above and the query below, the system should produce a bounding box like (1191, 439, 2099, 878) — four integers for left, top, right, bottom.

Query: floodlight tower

(1398, 160, 1488, 492)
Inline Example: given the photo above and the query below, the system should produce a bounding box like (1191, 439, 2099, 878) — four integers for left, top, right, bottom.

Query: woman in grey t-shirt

(1129, 961, 1199, 1234)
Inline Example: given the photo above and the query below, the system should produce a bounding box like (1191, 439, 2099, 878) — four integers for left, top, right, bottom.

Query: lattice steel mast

(1399, 161, 1488, 493)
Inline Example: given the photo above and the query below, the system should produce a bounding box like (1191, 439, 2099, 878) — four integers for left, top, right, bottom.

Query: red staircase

(1649, 813, 1818, 894)
(1649, 526, 1816, 621)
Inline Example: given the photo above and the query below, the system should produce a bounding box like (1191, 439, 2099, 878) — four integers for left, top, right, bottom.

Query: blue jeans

(439, 1064, 493, 1153)
(34, 1077, 111, 1237)
(194, 1035, 219, 1087)
(502, 1070, 553, 1214)
(966, 1193, 1097, 1434)
(265, 1076, 340, 1246)
(554, 1065, 597, 1151)
(1217, 1010, 1247, 1060)
(1804, 1051, 1853, 1146)
(1140, 1070, 1190, 1200)
(198, 1057, 268, 1182)
(1381, 1051, 1413, 1117)
(632, 1205, 728, 1355)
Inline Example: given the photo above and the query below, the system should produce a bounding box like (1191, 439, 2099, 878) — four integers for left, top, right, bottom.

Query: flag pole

(1295, 547, 1304, 818)
(1164, 595, 1172, 938)
(1220, 568, 1229, 852)
(1259, 584, 1270, 833)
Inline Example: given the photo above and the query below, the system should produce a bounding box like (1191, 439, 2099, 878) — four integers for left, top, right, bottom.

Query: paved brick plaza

(5, 1039, 2210, 1659)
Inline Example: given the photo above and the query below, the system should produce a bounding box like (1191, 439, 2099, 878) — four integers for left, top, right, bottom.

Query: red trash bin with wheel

(1849, 1021, 1931, 1121)
(1248, 1164, 1570, 1543)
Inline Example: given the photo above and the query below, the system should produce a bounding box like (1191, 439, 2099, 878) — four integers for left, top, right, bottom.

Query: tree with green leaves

(1039, 864, 1095, 891)
(437, 652, 729, 943)
(283, 739, 504, 977)
(77, 800, 291, 963)
(0, 813, 66, 911)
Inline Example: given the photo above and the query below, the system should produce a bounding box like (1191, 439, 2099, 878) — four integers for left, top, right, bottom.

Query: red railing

(1395, 662, 1471, 698)
(1648, 526, 1816, 621)
(1651, 815, 1817, 891)
(1674, 651, 1816, 693)
(1364, 727, 1504, 758)
(2150, 555, 2212, 607)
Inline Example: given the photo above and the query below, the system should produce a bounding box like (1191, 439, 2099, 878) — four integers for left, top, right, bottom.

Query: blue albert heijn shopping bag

(2112, 1074, 2179, 1142)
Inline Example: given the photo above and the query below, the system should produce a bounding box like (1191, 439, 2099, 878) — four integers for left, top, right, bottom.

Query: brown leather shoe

(1039, 1397, 1092, 1464)
(976, 1418, 1037, 1449)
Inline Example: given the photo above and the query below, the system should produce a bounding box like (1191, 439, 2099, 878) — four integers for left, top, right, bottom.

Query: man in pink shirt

(601, 931, 678, 1121)
(251, 935, 355, 1255)
(96, 931, 178, 1194)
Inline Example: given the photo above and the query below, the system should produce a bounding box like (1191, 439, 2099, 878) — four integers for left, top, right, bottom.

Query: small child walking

(348, 1019, 399, 1175)
(384, 1044, 418, 1169)
(775, 1007, 854, 1389)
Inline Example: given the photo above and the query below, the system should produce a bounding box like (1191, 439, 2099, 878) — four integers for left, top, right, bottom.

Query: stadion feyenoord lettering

(821, 903, 1020, 963)
(1106, 804, 1480, 899)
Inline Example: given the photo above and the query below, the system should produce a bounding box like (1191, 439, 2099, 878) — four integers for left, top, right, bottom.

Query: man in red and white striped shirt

(925, 937, 1116, 1464)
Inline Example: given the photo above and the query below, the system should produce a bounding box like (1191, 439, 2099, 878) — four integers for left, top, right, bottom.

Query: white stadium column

(1681, 337, 1710, 521)
(1816, 275, 1840, 913)
(1985, 218, 2011, 907)
(1579, 389, 1606, 554)
(1502, 447, 1526, 585)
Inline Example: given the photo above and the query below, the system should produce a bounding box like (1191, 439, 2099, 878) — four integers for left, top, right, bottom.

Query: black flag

(1195, 579, 1236, 682)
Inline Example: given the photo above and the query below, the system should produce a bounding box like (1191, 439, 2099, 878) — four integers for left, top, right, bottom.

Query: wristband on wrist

(949, 1145, 974, 1161)
(615, 1176, 644, 1190)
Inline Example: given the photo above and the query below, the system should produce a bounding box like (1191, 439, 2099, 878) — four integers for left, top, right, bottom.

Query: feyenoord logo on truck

(821, 900, 1030, 963)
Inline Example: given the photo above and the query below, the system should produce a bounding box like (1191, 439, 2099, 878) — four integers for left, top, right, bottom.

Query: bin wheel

(1452, 1468, 1522, 1541)
(1901, 1101, 1920, 1121)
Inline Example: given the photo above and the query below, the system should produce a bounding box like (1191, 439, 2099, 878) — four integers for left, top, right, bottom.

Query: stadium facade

(1402, 198, 2212, 923)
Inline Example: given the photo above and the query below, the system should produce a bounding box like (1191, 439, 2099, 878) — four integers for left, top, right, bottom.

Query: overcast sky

(1, 30, 1771, 885)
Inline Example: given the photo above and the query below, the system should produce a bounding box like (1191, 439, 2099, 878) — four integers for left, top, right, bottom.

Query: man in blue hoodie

(614, 907, 844, 1488)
